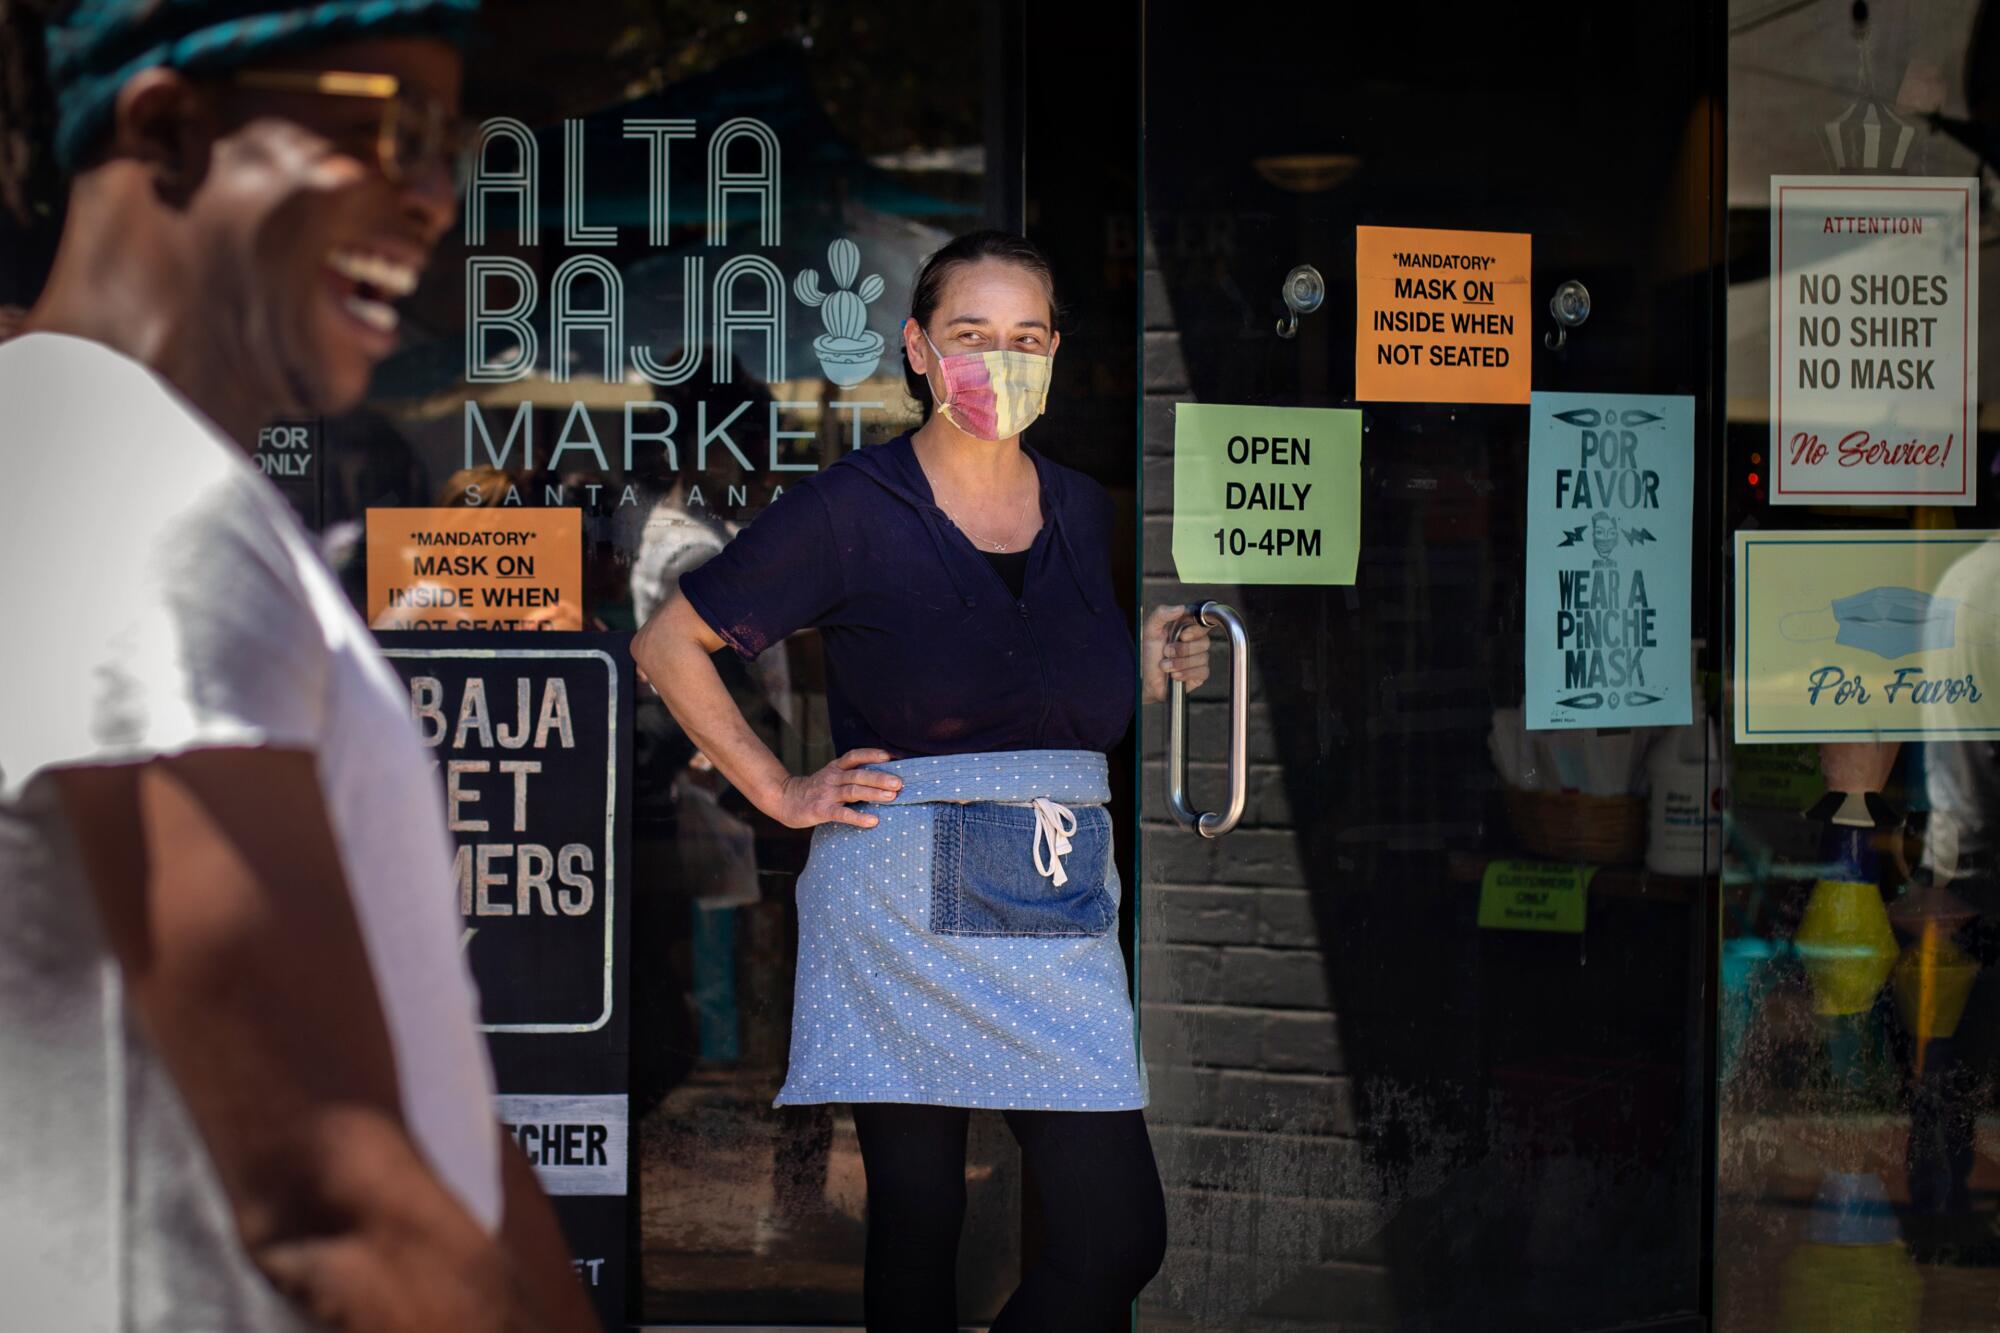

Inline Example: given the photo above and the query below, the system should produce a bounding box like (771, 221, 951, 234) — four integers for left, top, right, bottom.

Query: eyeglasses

(231, 69, 472, 193)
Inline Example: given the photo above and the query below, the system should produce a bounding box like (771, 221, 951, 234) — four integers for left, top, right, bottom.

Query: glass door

(1716, 5, 2000, 1329)
(1137, 4, 1720, 1328)
(316, 5, 1028, 1325)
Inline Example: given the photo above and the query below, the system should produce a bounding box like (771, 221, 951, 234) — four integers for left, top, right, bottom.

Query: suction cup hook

(1276, 264, 1325, 339)
(1545, 279, 1591, 350)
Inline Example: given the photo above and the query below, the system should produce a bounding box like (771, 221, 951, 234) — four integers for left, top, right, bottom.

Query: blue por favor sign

(1525, 392, 1694, 731)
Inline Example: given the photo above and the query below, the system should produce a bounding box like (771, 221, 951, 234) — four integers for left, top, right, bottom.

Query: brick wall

(1136, 242, 1400, 1332)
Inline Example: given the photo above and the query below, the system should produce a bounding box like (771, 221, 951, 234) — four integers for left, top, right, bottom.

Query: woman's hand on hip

(1142, 605, 1212, 704)
(775, 749, 903, 829)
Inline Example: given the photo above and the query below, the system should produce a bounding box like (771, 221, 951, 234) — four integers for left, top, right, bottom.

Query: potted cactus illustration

(795, 238, 885, 387)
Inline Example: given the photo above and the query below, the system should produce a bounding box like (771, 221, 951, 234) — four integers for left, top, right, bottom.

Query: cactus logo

(794, 239, 886, 387)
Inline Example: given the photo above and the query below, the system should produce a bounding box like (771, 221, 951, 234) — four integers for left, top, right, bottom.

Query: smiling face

(903, 256, 1059, 389)
(1591, 512, 1618, 557)
(185, 38, 462, 415)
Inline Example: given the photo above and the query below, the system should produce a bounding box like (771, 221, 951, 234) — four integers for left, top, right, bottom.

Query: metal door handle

(1166, 601, 1249, 838)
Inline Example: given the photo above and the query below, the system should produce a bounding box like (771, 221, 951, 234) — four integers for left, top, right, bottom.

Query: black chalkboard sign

(376, 631, 633, 1330)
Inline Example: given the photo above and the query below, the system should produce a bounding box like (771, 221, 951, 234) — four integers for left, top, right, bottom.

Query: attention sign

(1355, 225, 1531, 404)
(1170, 402, 1361, 586)
(367, 507, 583, 631)
(1768, 176, 1979, 505)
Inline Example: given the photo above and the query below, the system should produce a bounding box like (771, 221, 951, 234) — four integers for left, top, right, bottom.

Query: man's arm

(498, 1132, 602, 1328)
(54, 747, 592, 1331)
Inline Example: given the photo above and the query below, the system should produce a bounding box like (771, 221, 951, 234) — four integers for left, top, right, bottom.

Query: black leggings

(850, 1103, 1167, 1332)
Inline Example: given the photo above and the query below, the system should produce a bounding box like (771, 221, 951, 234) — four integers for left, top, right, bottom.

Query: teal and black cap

(47, 0, 479, 174)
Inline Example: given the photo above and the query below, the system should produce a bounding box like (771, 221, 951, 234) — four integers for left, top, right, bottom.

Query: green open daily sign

(1171, 403, 1362, 586)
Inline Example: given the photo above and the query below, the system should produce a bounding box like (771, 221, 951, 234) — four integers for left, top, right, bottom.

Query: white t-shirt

(629, 493, 727, 626)
(1925, 537, 2000, 875)
(0, 334, 501, 1330)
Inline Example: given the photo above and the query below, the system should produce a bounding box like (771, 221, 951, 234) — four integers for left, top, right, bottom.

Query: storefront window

(1719, 3, 2000, 1327)
(317, 6, 1023, 1322)
(13, 3, 2000, 1326)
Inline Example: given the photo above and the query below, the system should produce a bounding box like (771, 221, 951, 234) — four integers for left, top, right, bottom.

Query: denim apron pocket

(929, 800, 1117, 937)
(775, 750, 1144, 1109)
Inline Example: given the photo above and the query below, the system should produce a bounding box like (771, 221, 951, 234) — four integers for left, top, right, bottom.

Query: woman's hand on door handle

(1142, 605, 1212, 704)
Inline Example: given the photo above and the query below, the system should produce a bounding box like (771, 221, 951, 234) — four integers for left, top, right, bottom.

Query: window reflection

(1720, 3, 2000, 1327)
(322, 6, 1020, 1322)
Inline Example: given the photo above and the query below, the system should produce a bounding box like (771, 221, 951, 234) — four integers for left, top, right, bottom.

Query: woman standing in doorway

(633, 230, 1205, 1330)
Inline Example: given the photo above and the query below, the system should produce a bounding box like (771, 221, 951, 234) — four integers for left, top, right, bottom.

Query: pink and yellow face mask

(920, 328, 1054, 440)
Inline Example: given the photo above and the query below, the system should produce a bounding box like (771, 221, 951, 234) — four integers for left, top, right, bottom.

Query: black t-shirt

(679, 435, 1136, 757)
(982, 547, 1030, 600)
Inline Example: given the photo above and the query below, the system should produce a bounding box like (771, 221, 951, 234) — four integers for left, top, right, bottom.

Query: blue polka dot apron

(774, 749, 1147, 1110)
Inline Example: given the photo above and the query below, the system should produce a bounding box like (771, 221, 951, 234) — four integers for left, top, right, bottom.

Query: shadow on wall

(1135, 4, 1716, 1329)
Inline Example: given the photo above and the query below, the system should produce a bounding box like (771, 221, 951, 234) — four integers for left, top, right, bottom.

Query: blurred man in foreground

(0, 2, 595, 1327)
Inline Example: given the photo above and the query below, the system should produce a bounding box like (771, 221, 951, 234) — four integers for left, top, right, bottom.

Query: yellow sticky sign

(1730, 744, 1826, 810)
(1355, 225, 1532, 404)
(367, 507, 583, 631)
(1477, 860, 1594, 934)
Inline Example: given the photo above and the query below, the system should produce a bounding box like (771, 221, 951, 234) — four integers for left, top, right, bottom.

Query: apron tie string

(1030, 798, 1078, 887)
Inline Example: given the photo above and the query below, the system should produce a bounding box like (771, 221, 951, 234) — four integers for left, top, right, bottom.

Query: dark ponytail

(0, 0, 61, 226)
(902, 229, 1059, 411)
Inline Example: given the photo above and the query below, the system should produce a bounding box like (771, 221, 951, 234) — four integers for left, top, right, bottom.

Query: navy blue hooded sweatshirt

(677, 433, 1137, 758)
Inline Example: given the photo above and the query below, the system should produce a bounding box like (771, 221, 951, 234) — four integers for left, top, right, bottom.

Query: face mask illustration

(922, 329, 1053, 440)
(1780, 586, 1969, 660)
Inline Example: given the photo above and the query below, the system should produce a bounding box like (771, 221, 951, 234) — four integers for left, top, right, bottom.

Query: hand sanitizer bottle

(1646, 718, 1722, 876)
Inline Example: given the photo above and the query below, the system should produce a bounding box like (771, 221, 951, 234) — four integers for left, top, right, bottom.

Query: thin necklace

(937, 474, 1035, 553)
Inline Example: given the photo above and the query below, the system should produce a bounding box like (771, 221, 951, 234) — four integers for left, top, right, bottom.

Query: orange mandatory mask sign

(1355, 225, 1532, 404)
(367, 508, 584, 631)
